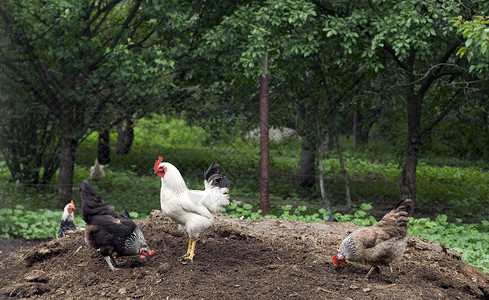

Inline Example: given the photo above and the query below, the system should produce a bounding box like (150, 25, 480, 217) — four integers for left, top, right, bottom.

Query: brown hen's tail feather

(80, 180, 118, 224)
(393, 198, 414, 217)
(375, 198, 413, 238)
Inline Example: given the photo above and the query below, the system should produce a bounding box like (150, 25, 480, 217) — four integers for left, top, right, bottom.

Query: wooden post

(259, 52, 270, 216)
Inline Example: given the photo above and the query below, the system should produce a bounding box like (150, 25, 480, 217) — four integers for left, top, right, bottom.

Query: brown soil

(0, 239, 45, 259)
(1, 211, 488, 299)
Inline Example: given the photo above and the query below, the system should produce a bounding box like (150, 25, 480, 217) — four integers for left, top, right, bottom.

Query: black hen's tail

(80, 180, 118, 224)
(205, 163, 230, 189)
(119, 209, 131, 219)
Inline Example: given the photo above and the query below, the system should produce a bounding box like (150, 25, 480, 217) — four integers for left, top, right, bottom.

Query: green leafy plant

(332, 203, 378, 226)
(408, 215, 489, 274)
(452, 15, 489, 73)
(222, 201, 376, 225)
(0, 205, 85, 239)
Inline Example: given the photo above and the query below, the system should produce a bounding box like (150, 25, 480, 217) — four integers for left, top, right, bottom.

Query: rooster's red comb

(154, 156, 164, 172)
(70, 200, 75, 207)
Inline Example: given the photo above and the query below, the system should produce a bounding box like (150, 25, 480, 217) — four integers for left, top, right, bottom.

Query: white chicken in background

(90, 158, 105, 181)
(58, 200, 79, 238)
(154, 156, 230, 261)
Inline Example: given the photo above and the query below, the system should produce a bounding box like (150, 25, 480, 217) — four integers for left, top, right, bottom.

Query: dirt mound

(1, 211, 488, 299)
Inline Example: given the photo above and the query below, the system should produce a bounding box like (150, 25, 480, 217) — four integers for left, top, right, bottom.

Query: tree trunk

(394, 41, 460, 210)
(259, 52, 270, 216)
(400, 76, 422, 204)
(353, 110, 369, 147)
(353, 107, 382, 149)
(400, 139, 420, 202)
(299, 143, 316, 188)
(332, 111, 351, 212)
(298, 104, 316, 189)
(316, 116, 331, 212)
(116, 117, 135, 155)
(58, 137, 77, 209)
(98, 128, 111, 165)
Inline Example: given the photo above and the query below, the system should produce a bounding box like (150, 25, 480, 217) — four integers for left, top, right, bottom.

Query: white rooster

(90, 158, 105, 181)
(154, 157, 230, 261)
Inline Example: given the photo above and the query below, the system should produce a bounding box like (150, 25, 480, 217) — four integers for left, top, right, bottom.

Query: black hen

(80, 180, 154, 271)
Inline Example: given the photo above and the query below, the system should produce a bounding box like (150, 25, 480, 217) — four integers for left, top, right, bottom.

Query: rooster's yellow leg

(182, 239, 193, 258)
(183, 240, 197, 261)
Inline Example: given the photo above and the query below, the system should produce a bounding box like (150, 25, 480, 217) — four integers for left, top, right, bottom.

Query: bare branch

(420, 91, 462, 138)
(417, 39, 461, 97)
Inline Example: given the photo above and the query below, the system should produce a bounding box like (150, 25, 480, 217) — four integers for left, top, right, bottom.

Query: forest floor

(1, 211, 488, 299)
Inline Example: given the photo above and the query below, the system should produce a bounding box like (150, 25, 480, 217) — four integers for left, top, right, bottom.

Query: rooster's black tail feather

(204, 163, 230, 189)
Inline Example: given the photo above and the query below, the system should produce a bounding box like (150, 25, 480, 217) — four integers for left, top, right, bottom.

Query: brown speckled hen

(332, 198, 413, 281)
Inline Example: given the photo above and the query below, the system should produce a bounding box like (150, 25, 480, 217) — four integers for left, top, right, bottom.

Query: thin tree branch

(418, 39, 462, 97)
(420, 91, 462, 138)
